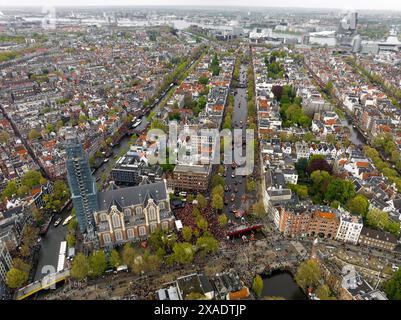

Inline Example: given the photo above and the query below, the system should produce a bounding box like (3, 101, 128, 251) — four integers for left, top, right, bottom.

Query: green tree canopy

(325, 178, 356, 205)
(66, 233, 76, 248)
(0, 130, 10, 144)
(309, 170, 332, 203)
(315, 284, 336, 300)
(21, 170, 44, 189)
(196, 194, 207, 209)
(89, 250, 107, 277)
(122, 243, 136, 267)
(288, 184, 308, 199)
(346, 194, 369, 217)
(246, 179, 256, 192)
(196, 234, 218, 256)
(196, 216, 209, 232)
(43, 180, 70, 212)
(211, 184, 224, 198)
(294, 259, 321, 290)
(212, 175, 225, 188)
(212, 193, 224, 211)
(12, 258, 31, 274)
(385, 268, 401, 300)
(192, 206, 201, 218)
(6, 268, 29, 289)
(109, 249, 121, 269)
(295, 158, 308, 178)
(185, 292, 208, 300)
(170, 242, 194, 265)
(182, 226, 193, 242)
(71, 253, 89, 281)
(252, 275, 264, 297)
(28, 129, 41, 140)
(198, 76, 209, 85)
(1, 180, 18, 200)
(218, 214, 228, 227)
(365, 208, 400, 236)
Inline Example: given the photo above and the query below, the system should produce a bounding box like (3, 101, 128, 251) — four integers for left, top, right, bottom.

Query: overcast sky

(0, 0, 400, 11)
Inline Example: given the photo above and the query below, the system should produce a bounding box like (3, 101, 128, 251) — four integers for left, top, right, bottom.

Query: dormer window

(135, 206, 143, 215)
(159, 202, 165, 210)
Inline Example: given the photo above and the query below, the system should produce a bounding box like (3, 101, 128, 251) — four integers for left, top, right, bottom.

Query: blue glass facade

(0, 241, 12, 299)
(65, 133, 98, 234)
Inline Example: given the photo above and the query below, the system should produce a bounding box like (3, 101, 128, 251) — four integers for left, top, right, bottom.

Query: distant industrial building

(338, 11, 358, 35)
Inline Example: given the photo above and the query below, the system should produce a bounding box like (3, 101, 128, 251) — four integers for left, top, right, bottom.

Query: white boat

(132, 119, 142, 128)
(62, 215, 73, 226)
(54, 217, 62, 227)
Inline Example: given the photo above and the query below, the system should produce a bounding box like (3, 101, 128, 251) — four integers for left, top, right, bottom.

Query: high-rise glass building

(0, 240, 12, 299)
(65, 131, 98, 237)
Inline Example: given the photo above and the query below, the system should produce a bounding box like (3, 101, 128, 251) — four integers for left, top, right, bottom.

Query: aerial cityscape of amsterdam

(1, 0, 401, 305)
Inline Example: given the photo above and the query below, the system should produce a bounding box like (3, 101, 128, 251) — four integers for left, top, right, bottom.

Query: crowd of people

(174, 203, 226, 240)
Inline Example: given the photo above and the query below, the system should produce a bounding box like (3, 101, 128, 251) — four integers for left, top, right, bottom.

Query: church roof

(97, 180, 167, 212)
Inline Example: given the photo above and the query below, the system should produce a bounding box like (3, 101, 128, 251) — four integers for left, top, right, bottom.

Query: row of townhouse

(275, 203, 397, 250)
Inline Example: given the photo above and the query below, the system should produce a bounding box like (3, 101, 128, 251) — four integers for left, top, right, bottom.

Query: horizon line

(0, 4, 400, 12)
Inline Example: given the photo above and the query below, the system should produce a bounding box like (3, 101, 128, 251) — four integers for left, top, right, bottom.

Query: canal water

(223, 64, 251, 222)
(261, 270, 307, 300)
(341, 117, 366, 146)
